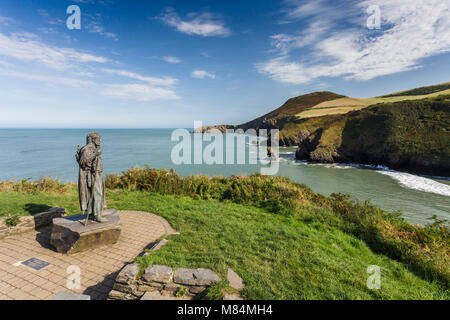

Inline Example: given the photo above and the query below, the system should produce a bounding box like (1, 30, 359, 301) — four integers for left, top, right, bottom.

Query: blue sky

(0, 0, 449, 128)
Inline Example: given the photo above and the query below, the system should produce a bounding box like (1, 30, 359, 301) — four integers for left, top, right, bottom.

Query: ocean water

(1, 128, 449, 226)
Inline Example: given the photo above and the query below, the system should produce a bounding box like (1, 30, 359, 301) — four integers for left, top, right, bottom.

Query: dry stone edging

(0, 207, 65, 240)
(108, 263, 221, 300)
(223, 293, 243, 300)
(227, 268, 244, 291)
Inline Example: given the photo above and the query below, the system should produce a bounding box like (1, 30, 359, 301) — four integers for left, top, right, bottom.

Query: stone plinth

(50, 209, 121, 254)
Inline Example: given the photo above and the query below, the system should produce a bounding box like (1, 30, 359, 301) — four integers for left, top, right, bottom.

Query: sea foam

(377, 170, 450, 197)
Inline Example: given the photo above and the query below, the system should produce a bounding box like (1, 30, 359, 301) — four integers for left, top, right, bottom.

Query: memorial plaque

(21, 258, 50, 271)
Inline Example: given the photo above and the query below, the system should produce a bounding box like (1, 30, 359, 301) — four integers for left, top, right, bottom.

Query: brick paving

(0, 211, 176, 300)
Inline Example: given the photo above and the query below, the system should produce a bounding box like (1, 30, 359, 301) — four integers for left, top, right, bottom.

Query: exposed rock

(113, 282, 134, 294)
(143, 265, 173, 283)
(173, 268, 221, 286)
(141, 292, 191, 300)
(223, 293, 243, 300)
(227, 269, 244, 291)
(50, 209, 121, 254)
(194, 268, 221, 286)
(108, 290, 128, 300)
(309, 148, 335, 163)
(164, 282, 181, 293)
(34, 207, 65, 228)
(189, 286, 206, 294)
(116, 263, 139, 284)
(138, 285, 159, 293)
(173, 268, 196, 285)
(140, 281, 164, 290)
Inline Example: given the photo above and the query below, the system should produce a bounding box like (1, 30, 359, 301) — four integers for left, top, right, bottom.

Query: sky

(0, 0, 449, 128)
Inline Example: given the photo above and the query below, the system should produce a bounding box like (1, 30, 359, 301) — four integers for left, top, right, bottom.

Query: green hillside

(293, 94, 450, 176)
(200, 82, 450, 176)
(381, 82, 450, 97)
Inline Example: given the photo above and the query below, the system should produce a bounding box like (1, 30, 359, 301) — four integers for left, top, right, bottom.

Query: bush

(105, 166, 317, 215)
(0, 178, 70, 193)
(5, 214, 20, 227)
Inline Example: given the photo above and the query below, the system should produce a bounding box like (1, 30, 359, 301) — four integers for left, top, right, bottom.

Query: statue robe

(76, 143, 106, 215)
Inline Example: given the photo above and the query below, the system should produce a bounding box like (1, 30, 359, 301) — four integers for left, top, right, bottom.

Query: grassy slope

(0, 187, 447, 299)
(200, 82, 450, 135)
(291, 94, 450, 175)
(200, 82, 450, 146)
(381, 82, 450, 97)
(296, 89, 450, 119)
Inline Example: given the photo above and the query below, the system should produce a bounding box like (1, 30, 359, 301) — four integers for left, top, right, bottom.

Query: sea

(1, 128, 449, 226)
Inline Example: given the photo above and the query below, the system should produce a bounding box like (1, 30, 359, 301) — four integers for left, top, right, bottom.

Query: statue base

(50, 209, 121, 254)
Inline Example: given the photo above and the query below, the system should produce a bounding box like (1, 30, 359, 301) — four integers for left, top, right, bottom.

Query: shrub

(176, 286, 189, 297)
(5, 214, 20, 227)
(0, 178, 71, 193)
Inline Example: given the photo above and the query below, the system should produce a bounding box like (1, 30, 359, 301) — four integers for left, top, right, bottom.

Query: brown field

(296, 89, 450, 119)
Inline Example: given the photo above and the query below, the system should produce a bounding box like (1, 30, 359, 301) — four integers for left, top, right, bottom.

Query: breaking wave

(376, 170, 450, 197)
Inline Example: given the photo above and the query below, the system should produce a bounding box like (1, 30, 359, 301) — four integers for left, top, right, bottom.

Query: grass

(1, 185, 447, 299)
(381, 82, 450, 97)
(295, 89, 450, 119)
(128, 193, 447, 300)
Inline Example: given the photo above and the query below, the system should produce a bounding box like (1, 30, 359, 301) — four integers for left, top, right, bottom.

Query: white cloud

(0, 32, 107, 70)
(100, 69, 179, 101)
(163, 56, 183, 64)
(0, 70, 95, 87)
(0, 16, 16, 26)
(102, 69, 177, 86)
(191, 70, 216, 79)
(158, 8, 230, 37)
(0, 26, 178, 102)
(87, 21, 118, 40)
(100, 84, 179, 101)
(258, 0, 450, 84)
(270, 20, 331, 54)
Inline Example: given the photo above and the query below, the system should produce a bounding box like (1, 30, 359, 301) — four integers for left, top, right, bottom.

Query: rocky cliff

(295, 95, 450, 176)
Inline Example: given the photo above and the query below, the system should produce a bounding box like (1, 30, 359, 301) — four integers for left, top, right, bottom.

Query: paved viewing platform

(0, 210, 176, 300)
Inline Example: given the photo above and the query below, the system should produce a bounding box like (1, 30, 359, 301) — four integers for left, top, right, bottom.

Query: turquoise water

(1, 128, 449, 226)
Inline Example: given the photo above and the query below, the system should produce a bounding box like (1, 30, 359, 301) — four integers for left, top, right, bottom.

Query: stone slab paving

(0, 211, 176, 300)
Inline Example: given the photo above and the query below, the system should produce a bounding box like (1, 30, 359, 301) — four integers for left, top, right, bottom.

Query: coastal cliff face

(197, 91, 345, 134)
(198, 83, 450, 177)
(294, 95, 450, 176)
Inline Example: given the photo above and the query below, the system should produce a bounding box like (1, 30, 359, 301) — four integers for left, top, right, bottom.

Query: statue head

(87, 132, 101, 147)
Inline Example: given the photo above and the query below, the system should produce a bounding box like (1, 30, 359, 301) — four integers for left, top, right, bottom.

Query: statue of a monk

(75, 132, 107, 223)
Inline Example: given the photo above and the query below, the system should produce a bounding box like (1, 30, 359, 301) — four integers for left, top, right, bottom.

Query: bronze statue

(76, 132, 107, 223)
